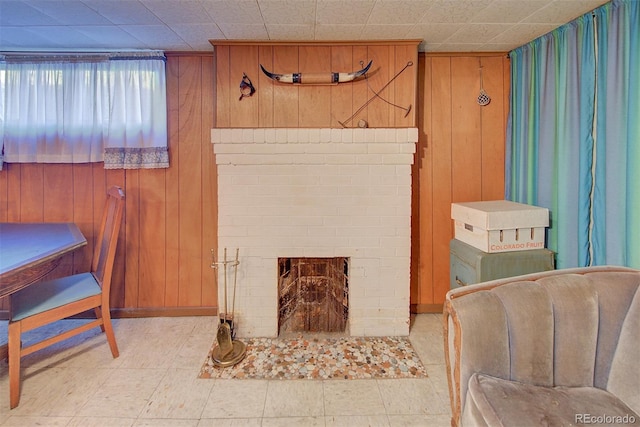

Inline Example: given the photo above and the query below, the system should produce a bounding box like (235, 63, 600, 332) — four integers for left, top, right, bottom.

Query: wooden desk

(0, 223, 88, 298)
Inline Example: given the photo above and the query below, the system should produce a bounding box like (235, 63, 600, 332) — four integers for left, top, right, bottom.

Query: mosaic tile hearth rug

(198, 336, 427, 380)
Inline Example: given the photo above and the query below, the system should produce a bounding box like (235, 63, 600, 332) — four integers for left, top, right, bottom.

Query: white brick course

(213, 128, 417, 337)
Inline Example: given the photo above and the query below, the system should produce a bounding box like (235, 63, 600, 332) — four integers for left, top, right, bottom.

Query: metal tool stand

(210, 248, 246, 367)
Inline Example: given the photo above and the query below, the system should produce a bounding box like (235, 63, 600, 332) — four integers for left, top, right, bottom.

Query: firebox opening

(278, 257, 349, 335)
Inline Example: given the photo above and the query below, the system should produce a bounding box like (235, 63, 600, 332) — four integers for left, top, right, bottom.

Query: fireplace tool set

(210, 247, 246, 367)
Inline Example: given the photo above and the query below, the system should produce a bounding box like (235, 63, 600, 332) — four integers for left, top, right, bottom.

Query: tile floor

(0, 314, 451, 426)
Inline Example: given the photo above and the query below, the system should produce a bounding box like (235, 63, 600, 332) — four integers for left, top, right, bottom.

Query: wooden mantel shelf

(209, 39, 422, 48)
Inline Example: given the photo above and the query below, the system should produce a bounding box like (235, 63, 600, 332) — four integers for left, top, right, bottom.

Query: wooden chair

(8, 186, 125, 409)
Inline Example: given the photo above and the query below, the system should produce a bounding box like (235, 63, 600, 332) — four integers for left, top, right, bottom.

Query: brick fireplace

(212, 127, 418, 337)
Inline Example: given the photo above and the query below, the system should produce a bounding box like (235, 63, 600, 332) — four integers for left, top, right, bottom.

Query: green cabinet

(450, 239, 555, 289)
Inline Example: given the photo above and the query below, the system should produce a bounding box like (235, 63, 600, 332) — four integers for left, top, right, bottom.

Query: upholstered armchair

(444, 266, 640, 426)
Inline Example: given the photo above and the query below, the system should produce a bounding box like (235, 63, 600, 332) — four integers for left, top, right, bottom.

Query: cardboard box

(451, 200, 549, 253)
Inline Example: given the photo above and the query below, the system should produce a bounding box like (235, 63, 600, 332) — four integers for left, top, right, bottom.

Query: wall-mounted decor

(238, 73, 255, 101)
(260, 60, 372, 85)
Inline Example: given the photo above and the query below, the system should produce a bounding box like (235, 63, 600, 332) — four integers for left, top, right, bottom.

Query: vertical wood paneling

(230, 46, 260, 127)
(215, 46, 231, 128)
(178, 56, 204, 307)
(331, 46, 354, 127)
(480, 56, 507, 200)
(0, 165, 7, 222)
(366, 46, 391, 127)
(201, 56, 217, 307)
(20, 164, 44, 221)
(138, 169, 167, 308)
(6, 165, 21, 222)
(72, 163, 93, 274)
(394, 44, 417, 128)
(411, 56, 431, 306)
(351, 46, 370, 128)
(258, 46, 275, 127)
(451, 57, 482, 203)
(299, 46, 331, 127)
(430, 57, 454, 306)
(124, 169, 140, 308)
(165, 55, 181, 308)
(273, 46, 300, 127)
(44, 165, 75, 276)
(413, 53, 510, 310)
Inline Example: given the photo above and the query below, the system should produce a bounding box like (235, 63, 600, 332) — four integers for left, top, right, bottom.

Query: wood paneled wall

(0, 49, 510, 316)
(0, 53, 218, 316)
(411, 53, 510, 312)
(212, 41, 419, 129)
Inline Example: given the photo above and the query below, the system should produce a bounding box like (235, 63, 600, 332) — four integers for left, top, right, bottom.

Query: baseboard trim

(111, 307, 218, 318)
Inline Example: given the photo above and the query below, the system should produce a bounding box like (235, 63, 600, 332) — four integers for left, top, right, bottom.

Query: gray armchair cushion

(463, 373, 640, 427)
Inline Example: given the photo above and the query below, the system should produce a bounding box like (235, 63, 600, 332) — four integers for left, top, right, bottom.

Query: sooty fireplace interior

(278, 257, 349, 335)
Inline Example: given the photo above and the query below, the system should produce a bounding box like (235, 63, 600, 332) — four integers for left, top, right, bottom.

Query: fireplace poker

(230, 248, 239, 339)
(338, 60, 414, 128)
(216, 248, 233, 358)
(223, 247, 227, 323)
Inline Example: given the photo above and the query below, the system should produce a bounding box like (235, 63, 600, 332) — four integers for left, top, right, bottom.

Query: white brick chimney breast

(212, 127, 418, 337)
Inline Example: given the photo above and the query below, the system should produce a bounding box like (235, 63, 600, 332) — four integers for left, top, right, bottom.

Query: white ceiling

(0, 0, 609, 53)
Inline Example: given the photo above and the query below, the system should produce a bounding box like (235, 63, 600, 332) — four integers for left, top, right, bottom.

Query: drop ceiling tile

(20, 26, 99, 49)
(445, 23, 513, 43)
(314, 24, 364, 40)
(83, 0, 163, 25)
(490, 23, 558, 45)
(259, 0, 316, 25)
(434, 42, 490, 52)
(359, 24, 414, 40)
(3, 0, 613, 53)
(201, 0, 264, 25)
(75, 25, 150, 49)
(218, 23, 269, 39)
(481, 42, 521, 52)
(0, 27, 57, 49)
(121, 24, 190, 50)
(523, 0, 607, 24)
(470, 0, 551, 24)
(26, 0, 113, 25)
(0, 1, 63, 26)
(367, 0, 430, 25)
(316, 0, 375, 25)
(140, 0, 214, 24)
(405, 23, 464, 44)
(421, 42, 443, 52)
(171, 23, 225, 48)
(420, 0, 493, 24)
(266, 24, 316, 40)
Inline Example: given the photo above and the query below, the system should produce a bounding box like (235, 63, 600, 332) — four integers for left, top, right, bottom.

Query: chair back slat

(92, 186, 125, 292)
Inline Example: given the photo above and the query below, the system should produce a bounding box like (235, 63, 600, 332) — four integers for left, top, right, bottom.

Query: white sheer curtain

(0, 51, 168, 170)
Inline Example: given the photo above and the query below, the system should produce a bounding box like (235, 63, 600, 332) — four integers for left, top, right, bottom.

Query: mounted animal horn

(260, 60, 372, 85)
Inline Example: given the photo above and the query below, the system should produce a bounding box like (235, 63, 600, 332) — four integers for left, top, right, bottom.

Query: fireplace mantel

(212, 127, 418, 337)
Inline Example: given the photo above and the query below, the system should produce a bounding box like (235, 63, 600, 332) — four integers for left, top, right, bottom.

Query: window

(0, 51, 168, 170)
